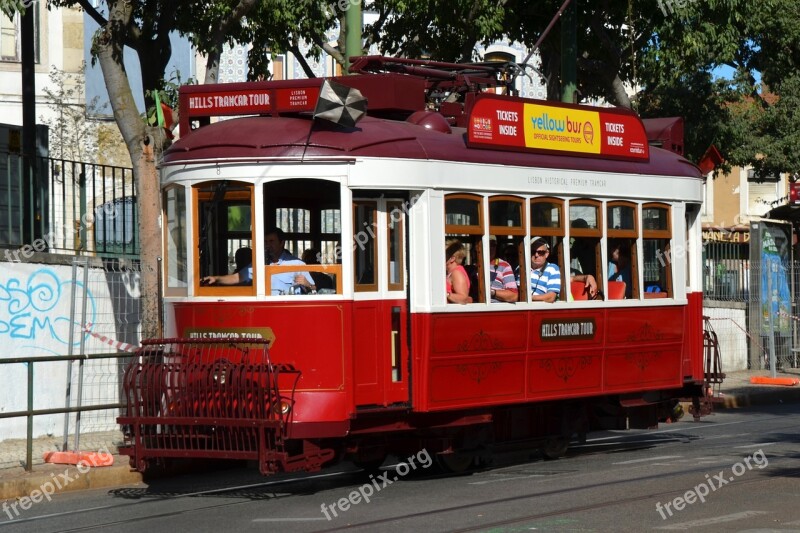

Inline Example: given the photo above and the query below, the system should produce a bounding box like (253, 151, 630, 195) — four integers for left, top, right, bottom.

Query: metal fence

(704, 241, 798, 372)
(0, 150, 138, 257)
(0, 257, 142, 471)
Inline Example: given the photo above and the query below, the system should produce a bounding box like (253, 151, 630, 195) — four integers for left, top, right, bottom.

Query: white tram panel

(349, 157, 704, 204)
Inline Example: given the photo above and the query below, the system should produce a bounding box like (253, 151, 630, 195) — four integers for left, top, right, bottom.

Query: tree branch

(290, 44, 316, 78)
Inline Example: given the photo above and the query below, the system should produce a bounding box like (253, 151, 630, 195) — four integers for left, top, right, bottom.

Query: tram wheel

(540, 437, 569, 460)
(352, 455, 387, 475)
(436, 452, 474, 473)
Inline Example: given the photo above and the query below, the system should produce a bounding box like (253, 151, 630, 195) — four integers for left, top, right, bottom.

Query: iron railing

(0, 352, 132, 471)
(0, 150, 137, 258)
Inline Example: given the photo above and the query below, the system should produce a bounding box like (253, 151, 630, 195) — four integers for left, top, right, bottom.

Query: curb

(716, 386, 800, 409)
(0, 456, 142, 502)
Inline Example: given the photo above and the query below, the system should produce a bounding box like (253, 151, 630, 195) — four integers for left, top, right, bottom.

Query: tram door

(352, 198, 409, 408)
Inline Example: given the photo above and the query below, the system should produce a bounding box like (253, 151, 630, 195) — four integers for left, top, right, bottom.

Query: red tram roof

(162, 113, 702, 179)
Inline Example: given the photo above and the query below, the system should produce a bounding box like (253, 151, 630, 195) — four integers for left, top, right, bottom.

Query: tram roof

(162, 114, 701, 179)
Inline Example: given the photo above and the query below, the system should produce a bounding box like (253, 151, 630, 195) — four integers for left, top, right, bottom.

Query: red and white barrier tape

(81, 322, 139, 353)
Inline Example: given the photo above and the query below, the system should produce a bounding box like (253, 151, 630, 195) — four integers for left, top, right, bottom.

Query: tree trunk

(94, 2, 162, 340)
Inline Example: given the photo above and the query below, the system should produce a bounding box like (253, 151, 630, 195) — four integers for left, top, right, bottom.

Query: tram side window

(354, 202, 377, 291)
(387, 201, 404, 291)
(195, 180, 255, 291)
(607, 201, 639, 299)
(530, 198, 565, 302)
(164, 185, 187, 294)
(445, 194, 483, 303)
(642, 204, 672, 298)
(569, 200, 603, 297)
(489, 196, 525, 302)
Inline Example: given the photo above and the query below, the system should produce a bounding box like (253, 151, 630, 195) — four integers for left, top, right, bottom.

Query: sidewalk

(1, 369, 799, 504)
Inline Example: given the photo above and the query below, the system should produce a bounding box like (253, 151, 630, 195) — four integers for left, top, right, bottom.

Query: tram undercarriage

(118, 338, 710, 476)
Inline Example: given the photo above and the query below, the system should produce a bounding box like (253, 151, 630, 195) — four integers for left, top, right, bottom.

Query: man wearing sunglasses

(528, 236, 561, 303)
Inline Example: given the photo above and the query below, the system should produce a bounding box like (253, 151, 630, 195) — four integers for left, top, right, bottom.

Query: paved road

(1, 403, 799, 532)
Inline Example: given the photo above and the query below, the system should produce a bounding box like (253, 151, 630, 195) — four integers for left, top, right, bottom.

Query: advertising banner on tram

(466, 93, 650, 161)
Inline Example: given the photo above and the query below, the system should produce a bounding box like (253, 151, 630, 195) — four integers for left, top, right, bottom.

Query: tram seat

(607, 281, 626, 300)
(570, 280, 590, 300)
(644, 284, 667, 298)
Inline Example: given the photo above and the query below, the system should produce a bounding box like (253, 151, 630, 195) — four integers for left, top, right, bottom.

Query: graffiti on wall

(0, 268, 97, 348)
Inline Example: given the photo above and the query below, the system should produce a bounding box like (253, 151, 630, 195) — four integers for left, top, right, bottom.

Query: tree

(634, 0, 800, 174)
(39, 64, 101, 163)
(41, 0, 308, 338)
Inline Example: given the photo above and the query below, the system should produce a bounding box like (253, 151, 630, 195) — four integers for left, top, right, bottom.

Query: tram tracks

(3, 413, 798, 532)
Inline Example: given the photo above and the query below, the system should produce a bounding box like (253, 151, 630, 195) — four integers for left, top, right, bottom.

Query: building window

(0, 8, 40, 63)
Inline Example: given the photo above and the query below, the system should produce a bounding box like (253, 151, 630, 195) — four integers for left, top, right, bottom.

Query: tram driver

(202, 227, 314, 294)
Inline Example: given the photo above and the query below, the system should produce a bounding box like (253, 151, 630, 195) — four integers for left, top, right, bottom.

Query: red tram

(119, 57, 717, 475)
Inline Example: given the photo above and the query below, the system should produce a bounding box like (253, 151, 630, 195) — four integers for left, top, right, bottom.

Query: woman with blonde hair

(446, 239, 472, 304)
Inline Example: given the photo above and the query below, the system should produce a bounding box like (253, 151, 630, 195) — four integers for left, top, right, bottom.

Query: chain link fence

(0, 257, 141, 469)
(704, 241, 797, 372)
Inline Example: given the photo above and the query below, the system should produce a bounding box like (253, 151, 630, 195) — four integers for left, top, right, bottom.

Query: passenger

(200, 247, 252, 286)
(569, 218, 599, 298)
(571, 273, 599, 299)
(608, 239, 633, 298)
(570, 218, 596, 277)
(293, 248, 335, 292)
(488, 235, 518, 303)
(527, 236, 561, 302)
(445, 239, 472, 304)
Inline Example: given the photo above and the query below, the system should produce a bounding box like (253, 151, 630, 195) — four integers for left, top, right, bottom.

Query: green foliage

(638, 0, 800, 173)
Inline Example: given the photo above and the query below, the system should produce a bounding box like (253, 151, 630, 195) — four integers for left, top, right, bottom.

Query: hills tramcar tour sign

(467, 94, 649, 161)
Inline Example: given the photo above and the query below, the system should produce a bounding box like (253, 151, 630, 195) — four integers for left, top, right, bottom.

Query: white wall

(0, 258, 141, 441)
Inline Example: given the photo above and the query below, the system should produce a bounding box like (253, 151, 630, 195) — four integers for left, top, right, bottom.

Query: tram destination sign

(180, 83, 322, 123)
(467, 94, 649, 161)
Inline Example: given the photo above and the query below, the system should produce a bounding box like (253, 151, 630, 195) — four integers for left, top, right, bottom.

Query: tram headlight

(274, 399, 292, 415)
(212, 359, 231, 385)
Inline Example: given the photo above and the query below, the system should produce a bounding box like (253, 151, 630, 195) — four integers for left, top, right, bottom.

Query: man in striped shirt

(528, 237, 561, 303)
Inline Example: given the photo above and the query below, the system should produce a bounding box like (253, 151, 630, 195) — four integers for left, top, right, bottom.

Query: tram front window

(195, 180, 256, 293)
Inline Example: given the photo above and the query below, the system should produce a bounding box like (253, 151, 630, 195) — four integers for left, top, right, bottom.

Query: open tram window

(607, 201, 639, 299)
(642, 203, 672, 298)
(445, 193, 484, 303)
(569, 199, 603, 296)
(530, 198, 565, 301)
(488, 196, 525, 303)
(194, 180, 255, 294)
(265, 179, 342, 295)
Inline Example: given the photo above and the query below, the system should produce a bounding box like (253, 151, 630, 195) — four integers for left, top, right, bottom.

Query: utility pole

(345, 1, 362, 73)
(21, 3, 39, 244)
